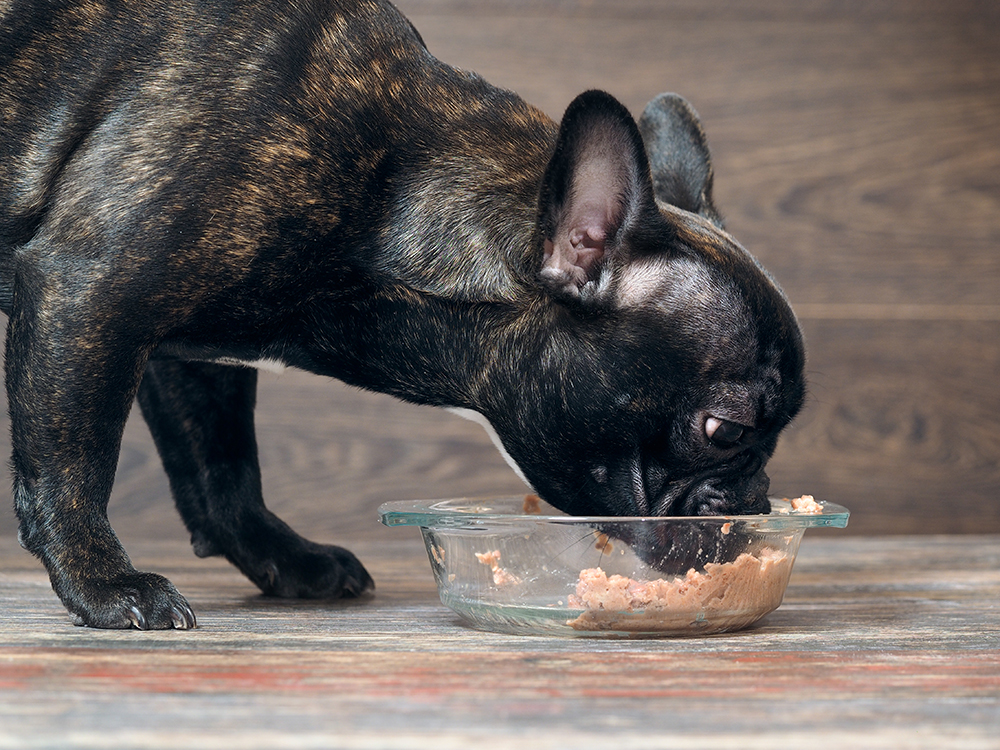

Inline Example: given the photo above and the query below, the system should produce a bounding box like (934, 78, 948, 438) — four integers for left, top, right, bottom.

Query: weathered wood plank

(0, 0, 998, 549)
(767, 319, 1000, 532)
(1, 534, 998, 748)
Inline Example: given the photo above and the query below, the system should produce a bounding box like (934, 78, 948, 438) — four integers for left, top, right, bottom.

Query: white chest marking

(211, 357, 288, 374)
(447, 407, 532, 490)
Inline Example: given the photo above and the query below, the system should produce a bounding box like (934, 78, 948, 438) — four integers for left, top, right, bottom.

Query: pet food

(593, 532, 614, 553)
(567, 547, 792, 632)
(475, 550, 521, 586)
(790, 494, 822, 513)
(776, 494, 823, 514)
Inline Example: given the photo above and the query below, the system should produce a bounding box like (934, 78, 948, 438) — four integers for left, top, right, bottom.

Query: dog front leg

(4, 299, 196, 629)
(137, 359, 374, 599)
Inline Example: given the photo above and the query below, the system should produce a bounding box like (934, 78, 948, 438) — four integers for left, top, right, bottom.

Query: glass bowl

(379, 495, 849, 637)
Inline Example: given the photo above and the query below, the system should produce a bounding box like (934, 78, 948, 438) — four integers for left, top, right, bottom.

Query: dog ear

(536, 90, 657, 302)
(637, 93, 722, 227)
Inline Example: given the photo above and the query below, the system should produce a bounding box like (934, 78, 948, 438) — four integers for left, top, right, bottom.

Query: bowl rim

(378, 496, 850, 530)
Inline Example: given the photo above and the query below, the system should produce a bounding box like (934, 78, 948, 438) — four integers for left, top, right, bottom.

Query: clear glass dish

(379, 495, 849, 638)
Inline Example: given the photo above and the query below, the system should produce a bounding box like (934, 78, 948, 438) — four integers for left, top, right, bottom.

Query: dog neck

(289, 282, 552, 411)
(364, 102, 557, 303)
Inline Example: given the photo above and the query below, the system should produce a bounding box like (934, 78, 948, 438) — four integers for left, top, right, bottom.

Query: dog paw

(247, 542, 375, 600)
(64, 572, 197, 630)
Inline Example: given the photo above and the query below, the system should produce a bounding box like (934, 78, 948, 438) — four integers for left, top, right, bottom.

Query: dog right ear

(536, 90, 657, 303)
(637, 93, 723, 227)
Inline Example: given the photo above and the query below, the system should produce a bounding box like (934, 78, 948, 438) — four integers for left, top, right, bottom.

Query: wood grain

(0, 0, 998, 552)
(1, 533, 998, 748)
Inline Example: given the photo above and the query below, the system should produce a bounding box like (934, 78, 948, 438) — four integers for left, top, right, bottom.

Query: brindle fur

(0, 0, 805, 629)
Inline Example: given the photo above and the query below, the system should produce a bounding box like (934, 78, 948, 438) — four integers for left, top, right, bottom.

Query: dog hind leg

(137, 359, 374, 600)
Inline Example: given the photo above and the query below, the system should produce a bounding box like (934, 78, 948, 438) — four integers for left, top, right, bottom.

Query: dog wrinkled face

(475, 91, 805, 518)
(487, 260, 804, 518)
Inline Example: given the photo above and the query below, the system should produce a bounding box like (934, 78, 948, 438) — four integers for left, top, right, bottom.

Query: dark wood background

(0, 0, 997, 547)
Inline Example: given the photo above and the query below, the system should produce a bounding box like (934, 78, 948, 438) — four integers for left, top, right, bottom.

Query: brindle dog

(0, 0, 804, 629)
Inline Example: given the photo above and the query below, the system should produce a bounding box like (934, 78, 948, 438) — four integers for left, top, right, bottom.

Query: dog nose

(679, 468, 771, 516)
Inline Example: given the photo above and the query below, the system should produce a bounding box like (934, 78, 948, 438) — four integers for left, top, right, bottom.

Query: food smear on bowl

(475, 549, 521, 586)
(566, 547, 792, 633)
(790, 494, 823, 513)
(593, 532, 614, 553)
(776, 494, 823, 514)
(522, 494, 543, 514)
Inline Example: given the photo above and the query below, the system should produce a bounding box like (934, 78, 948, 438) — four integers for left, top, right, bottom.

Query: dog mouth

(628, 451, 771, 518)
(597, 518, 750, 576)
(577, 454, 774, 576)
(666, 475, 770, 517)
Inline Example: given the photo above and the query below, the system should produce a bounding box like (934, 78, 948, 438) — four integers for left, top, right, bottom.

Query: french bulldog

(0, 0, 805, 629)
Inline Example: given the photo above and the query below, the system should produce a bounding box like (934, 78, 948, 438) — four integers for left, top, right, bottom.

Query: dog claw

(60, 572, 197, 629)
(171, 605, 197, 629)
(264, 561, 280, 589)
(128, 605, 148, 630)
(348, 572, 376, 597)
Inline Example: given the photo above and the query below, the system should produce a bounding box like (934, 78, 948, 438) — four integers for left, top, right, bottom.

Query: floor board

(0, 2, 997, 537)
(2, 534, 998, 748)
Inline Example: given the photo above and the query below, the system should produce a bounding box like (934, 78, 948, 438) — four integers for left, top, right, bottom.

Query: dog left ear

(536, 90, 656, 302)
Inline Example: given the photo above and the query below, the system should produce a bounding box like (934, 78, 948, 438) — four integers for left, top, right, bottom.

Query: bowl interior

(379, 496, 849, 637)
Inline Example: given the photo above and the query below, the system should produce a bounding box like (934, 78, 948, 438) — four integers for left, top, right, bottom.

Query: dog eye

(705, 416, 746, 449)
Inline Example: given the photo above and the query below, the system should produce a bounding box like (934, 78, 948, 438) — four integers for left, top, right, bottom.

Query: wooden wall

(0, 0, 997, 543)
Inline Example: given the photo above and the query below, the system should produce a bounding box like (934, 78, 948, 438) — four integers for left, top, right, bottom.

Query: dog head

(470, 90, 805, 518)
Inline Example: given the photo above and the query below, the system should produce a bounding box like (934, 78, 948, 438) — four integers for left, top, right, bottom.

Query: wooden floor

(2, 0, 1000, 747)
(2, 533, 999, 748)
